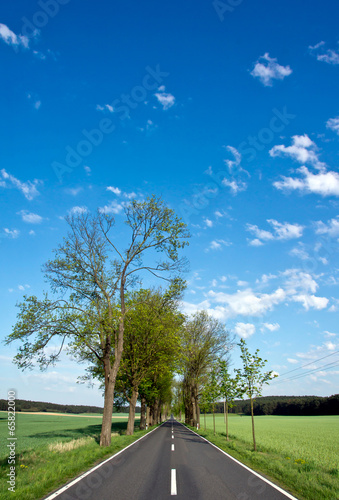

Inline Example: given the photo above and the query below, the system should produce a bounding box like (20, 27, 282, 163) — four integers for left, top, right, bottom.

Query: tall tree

(235, 339, 277, 451)
(5, 196, 189, 447)
(180, 310, 231, 427)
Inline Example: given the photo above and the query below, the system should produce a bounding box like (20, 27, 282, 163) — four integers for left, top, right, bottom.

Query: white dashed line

(171, 468, 177, 495)
(172, 444, 175, 451)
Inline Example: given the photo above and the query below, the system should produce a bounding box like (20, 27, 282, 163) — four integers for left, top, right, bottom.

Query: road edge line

(175, 420, 299, 500)
(45, 421, 168, 499)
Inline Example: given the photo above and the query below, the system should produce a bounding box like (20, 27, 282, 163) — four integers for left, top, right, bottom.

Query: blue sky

(1, 0, 339, 406)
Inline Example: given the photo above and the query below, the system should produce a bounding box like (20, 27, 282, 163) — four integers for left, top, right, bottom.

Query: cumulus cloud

(314, 217, 339, 237)
(250, 53, 292, 86)
(309, 41, 339, 65)
(273, 166, 339, 197)
(0, 23, 30, 49)
(68, 206, 88, 215)
(0, 169, 41, 200)
(326, 117, 339, 135)
(293, 294, 328, 311)
(17, 210, 43, 224)
(99, 200, 125, 214)
(269, 135, 323, 168)
(246, 219, 304, 245)
(107, 186, 122, 195)
(261, 322, 280, 332)
(207, 287, 286, 318)
(234, 322, 255, 339)
(206, 239, 232, 252)
(154, 86, 175, 110)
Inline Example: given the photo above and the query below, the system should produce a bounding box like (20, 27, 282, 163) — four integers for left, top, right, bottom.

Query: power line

(274, 350, 339, 379)
(271, 360, 339, 385)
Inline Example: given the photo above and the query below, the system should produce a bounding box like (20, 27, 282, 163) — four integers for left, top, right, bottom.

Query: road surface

(46, 418, 298, 500)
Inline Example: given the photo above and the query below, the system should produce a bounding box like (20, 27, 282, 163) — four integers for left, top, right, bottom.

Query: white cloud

(84, 166, 91, 175)
(234, 322, 256, 339)
(17, 210, 43, 224)
(246, 219, 303, 245)
(249, 238, 264, 247)
(250, 53, 292, 86)
(224, 145, 241, 171)
(4, 228, 20, 239)
(107, 186, 122, 195)
(99, 200, 125, 214)
(0, 23, 30, 49)
(154, 87, 175, 110)
(68, 206, 88, 215)
(0, 169, 41, 200)
(222, 178, 247, 194)
(18, 284, 30, 291)
(206, 239, 232, 251)
(281, 269, 318, 294)
(237, 280, 248, 287)
(314, 217, 339, 237)
(274, 166, 339, 197)
(293, 294, 328, 311)
(204, 218, 213, 228)
(210, 279, 218, 287)
(287, 358, 299, 364)
(96, 104, 114, 112)
(309, 41, 339, 65)
(326, 117, 339, 135)
(207, 287, 286, 318)
(289, 244, 309, 261)
(262, 322, 280, 332)
(29, 230, 35, 236)
(269, 135, 322, 167)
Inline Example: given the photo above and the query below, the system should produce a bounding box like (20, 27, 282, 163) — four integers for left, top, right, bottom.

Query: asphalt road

(46, 418, 298, 500)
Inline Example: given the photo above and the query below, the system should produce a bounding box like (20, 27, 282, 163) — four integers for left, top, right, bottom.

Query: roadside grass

(189, 414, 339, 500)
(0, 411, 148, 500)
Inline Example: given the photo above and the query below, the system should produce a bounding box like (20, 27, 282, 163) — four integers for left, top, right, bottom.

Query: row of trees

(5, 195, 277, 451)
(5, 196, 190, 446)
(174, 337, 276, 451)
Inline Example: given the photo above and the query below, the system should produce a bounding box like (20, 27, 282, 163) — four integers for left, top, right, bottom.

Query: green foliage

(235, 339, 277, 400)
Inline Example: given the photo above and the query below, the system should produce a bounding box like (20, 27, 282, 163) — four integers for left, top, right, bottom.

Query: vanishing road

(46, 418, 298, 500)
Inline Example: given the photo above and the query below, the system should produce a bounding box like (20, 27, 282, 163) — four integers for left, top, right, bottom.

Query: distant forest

(1, 394, 338, 416)
(214, 394, 339, 416)
(0, 399, 133, 414)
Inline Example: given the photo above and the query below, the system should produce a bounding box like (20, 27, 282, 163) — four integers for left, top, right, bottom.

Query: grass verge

(185, 424, 338, 500)
(0, 421, 155, 500)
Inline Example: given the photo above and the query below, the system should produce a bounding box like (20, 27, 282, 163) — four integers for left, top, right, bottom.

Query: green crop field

(0, 411, 141, 499)
(194, 413, 339, 500)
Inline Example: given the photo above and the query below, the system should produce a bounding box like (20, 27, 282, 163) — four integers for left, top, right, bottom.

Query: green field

(194, 413, 339, 500)
(0, 411, 142, 499)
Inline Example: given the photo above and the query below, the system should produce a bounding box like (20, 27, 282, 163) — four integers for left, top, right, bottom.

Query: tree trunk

(100, 365, 115, 447)
(126, 388, 138, 435)
(153, 399, 159, 424)
(146, 406, 150, 427)
(226, 402, 229, 441)
(250, 397, 256, 451)
(140, 397, 146, 430)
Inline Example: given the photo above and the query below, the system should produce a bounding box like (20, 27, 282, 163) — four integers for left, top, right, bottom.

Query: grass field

(194, 413, 339, 500)
(0, 411, 142, 499)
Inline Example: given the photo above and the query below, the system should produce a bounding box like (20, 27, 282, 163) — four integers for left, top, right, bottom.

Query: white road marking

(171, 468, 177, 495)
(176, 421, 298, 500)
(45, 421, 168, 499)
(172, 434, 174, 439)
(172, 444, 175, 451)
